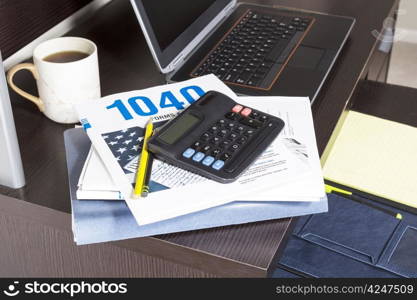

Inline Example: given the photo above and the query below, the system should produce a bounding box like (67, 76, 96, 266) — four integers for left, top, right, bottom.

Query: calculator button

(182, 148, 196, 159)
(202, 156, 215, 166)
(212, 160, 225, 170)
(202, 145, 212, 153)
(240, 117, 263, 129)
(211, 136, 221, 144)
(232, 105, 244, 113)
(230, 143, 240, 151)
(212, 149, 221, 157)
(250, 111, 260, 119)
(209, 125, 219, 133)
(191, 141, 203, 149)
(237, 136, 247, 144)
(259, 115, 268, 122)
(225, 112, 240, 120)
(221, 140, 231, 148)
(218, 129, 229, 137)
(234, 125, 245, 133)
(227, 123, 236, 129)
(192, 152, 205, 162)
(244, 129, 255, 136)
(217, 119, 227, 126)
(221, 153, 232, 161)
(228, 133, 238, 140)
(241, 108, 252, 117)
(201, 133, 211, 141)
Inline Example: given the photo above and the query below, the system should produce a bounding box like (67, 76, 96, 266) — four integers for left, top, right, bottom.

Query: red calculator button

(232, 105, 243, 113)
(241, 108, 252, 117)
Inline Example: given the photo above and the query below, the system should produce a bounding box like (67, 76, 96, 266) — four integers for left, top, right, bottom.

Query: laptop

(130, 0, 355, 102)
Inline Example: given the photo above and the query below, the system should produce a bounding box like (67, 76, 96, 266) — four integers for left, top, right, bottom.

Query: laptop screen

(142, 0, 215, 51)
(130, 0, 233, 72)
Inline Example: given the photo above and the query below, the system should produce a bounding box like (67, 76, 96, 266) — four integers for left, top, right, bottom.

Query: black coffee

(43, 51, 90, 63)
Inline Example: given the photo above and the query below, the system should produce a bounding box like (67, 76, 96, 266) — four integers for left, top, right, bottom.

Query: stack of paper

(74, 75, 326, 226)
(65, 128, 328, 245)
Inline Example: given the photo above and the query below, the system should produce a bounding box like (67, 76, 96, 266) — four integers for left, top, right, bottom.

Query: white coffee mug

(7, 37, 100, 124)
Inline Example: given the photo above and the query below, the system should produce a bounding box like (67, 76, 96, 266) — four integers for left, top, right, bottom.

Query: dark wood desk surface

(0, 0, 398, 277)
(351, 80, 417, 128)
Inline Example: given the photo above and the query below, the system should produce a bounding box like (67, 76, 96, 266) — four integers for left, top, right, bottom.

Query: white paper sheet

(237, 97, 325, 201)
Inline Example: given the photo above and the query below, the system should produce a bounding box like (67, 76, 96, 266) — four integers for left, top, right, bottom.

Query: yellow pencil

(133, 118, 154, 198)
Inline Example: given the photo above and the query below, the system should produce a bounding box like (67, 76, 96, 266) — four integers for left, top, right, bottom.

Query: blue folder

(64, 128, 328, 245)
(276, 193, 417, 278)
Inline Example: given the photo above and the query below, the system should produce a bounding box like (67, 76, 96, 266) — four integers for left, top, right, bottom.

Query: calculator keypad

(181, 106, 270, 171)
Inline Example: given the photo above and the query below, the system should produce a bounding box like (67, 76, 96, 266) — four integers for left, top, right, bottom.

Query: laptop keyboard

(191, 10, 313, 90)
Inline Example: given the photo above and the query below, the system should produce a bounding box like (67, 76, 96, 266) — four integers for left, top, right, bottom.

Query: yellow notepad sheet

(323, 111, 417, 209)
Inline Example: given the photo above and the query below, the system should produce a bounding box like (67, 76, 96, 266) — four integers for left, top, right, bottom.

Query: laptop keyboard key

(224, 72, 238, 82)
(235, 78, 246, 85)
(247, 78, 260, 86)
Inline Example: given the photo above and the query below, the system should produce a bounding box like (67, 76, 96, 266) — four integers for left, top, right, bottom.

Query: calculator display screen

(159, 113, 200, 144)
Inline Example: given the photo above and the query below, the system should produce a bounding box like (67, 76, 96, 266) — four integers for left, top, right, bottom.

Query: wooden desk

(0, 0, 398, 277)
(351, 80, 417, 128)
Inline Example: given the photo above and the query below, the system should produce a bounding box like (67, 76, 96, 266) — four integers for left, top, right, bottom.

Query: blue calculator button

(212, 160, 225, 170)
(182, 148, 195, 158)
(192, 152, 205, 162)
(202, 156, 215, 166)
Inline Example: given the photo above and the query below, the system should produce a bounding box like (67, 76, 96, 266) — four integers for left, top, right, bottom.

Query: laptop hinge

(168, 0, 237, 75)
(171, 53, 186, 71)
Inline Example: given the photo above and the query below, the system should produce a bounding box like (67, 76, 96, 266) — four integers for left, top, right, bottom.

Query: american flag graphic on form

(102, 127, 144, 174)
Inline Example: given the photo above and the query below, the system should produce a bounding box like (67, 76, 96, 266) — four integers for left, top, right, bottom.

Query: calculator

(148, 91, 285, 183)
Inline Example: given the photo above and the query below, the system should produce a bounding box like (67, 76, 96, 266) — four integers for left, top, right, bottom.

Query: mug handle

(7, 63, 45, 112)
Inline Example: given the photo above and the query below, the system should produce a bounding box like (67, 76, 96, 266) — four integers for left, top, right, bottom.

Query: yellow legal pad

(323, 111, 417, 209)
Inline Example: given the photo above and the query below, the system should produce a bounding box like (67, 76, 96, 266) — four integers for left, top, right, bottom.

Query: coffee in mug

(43, 51, 90, 63)
(7, 37, 100, 124)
